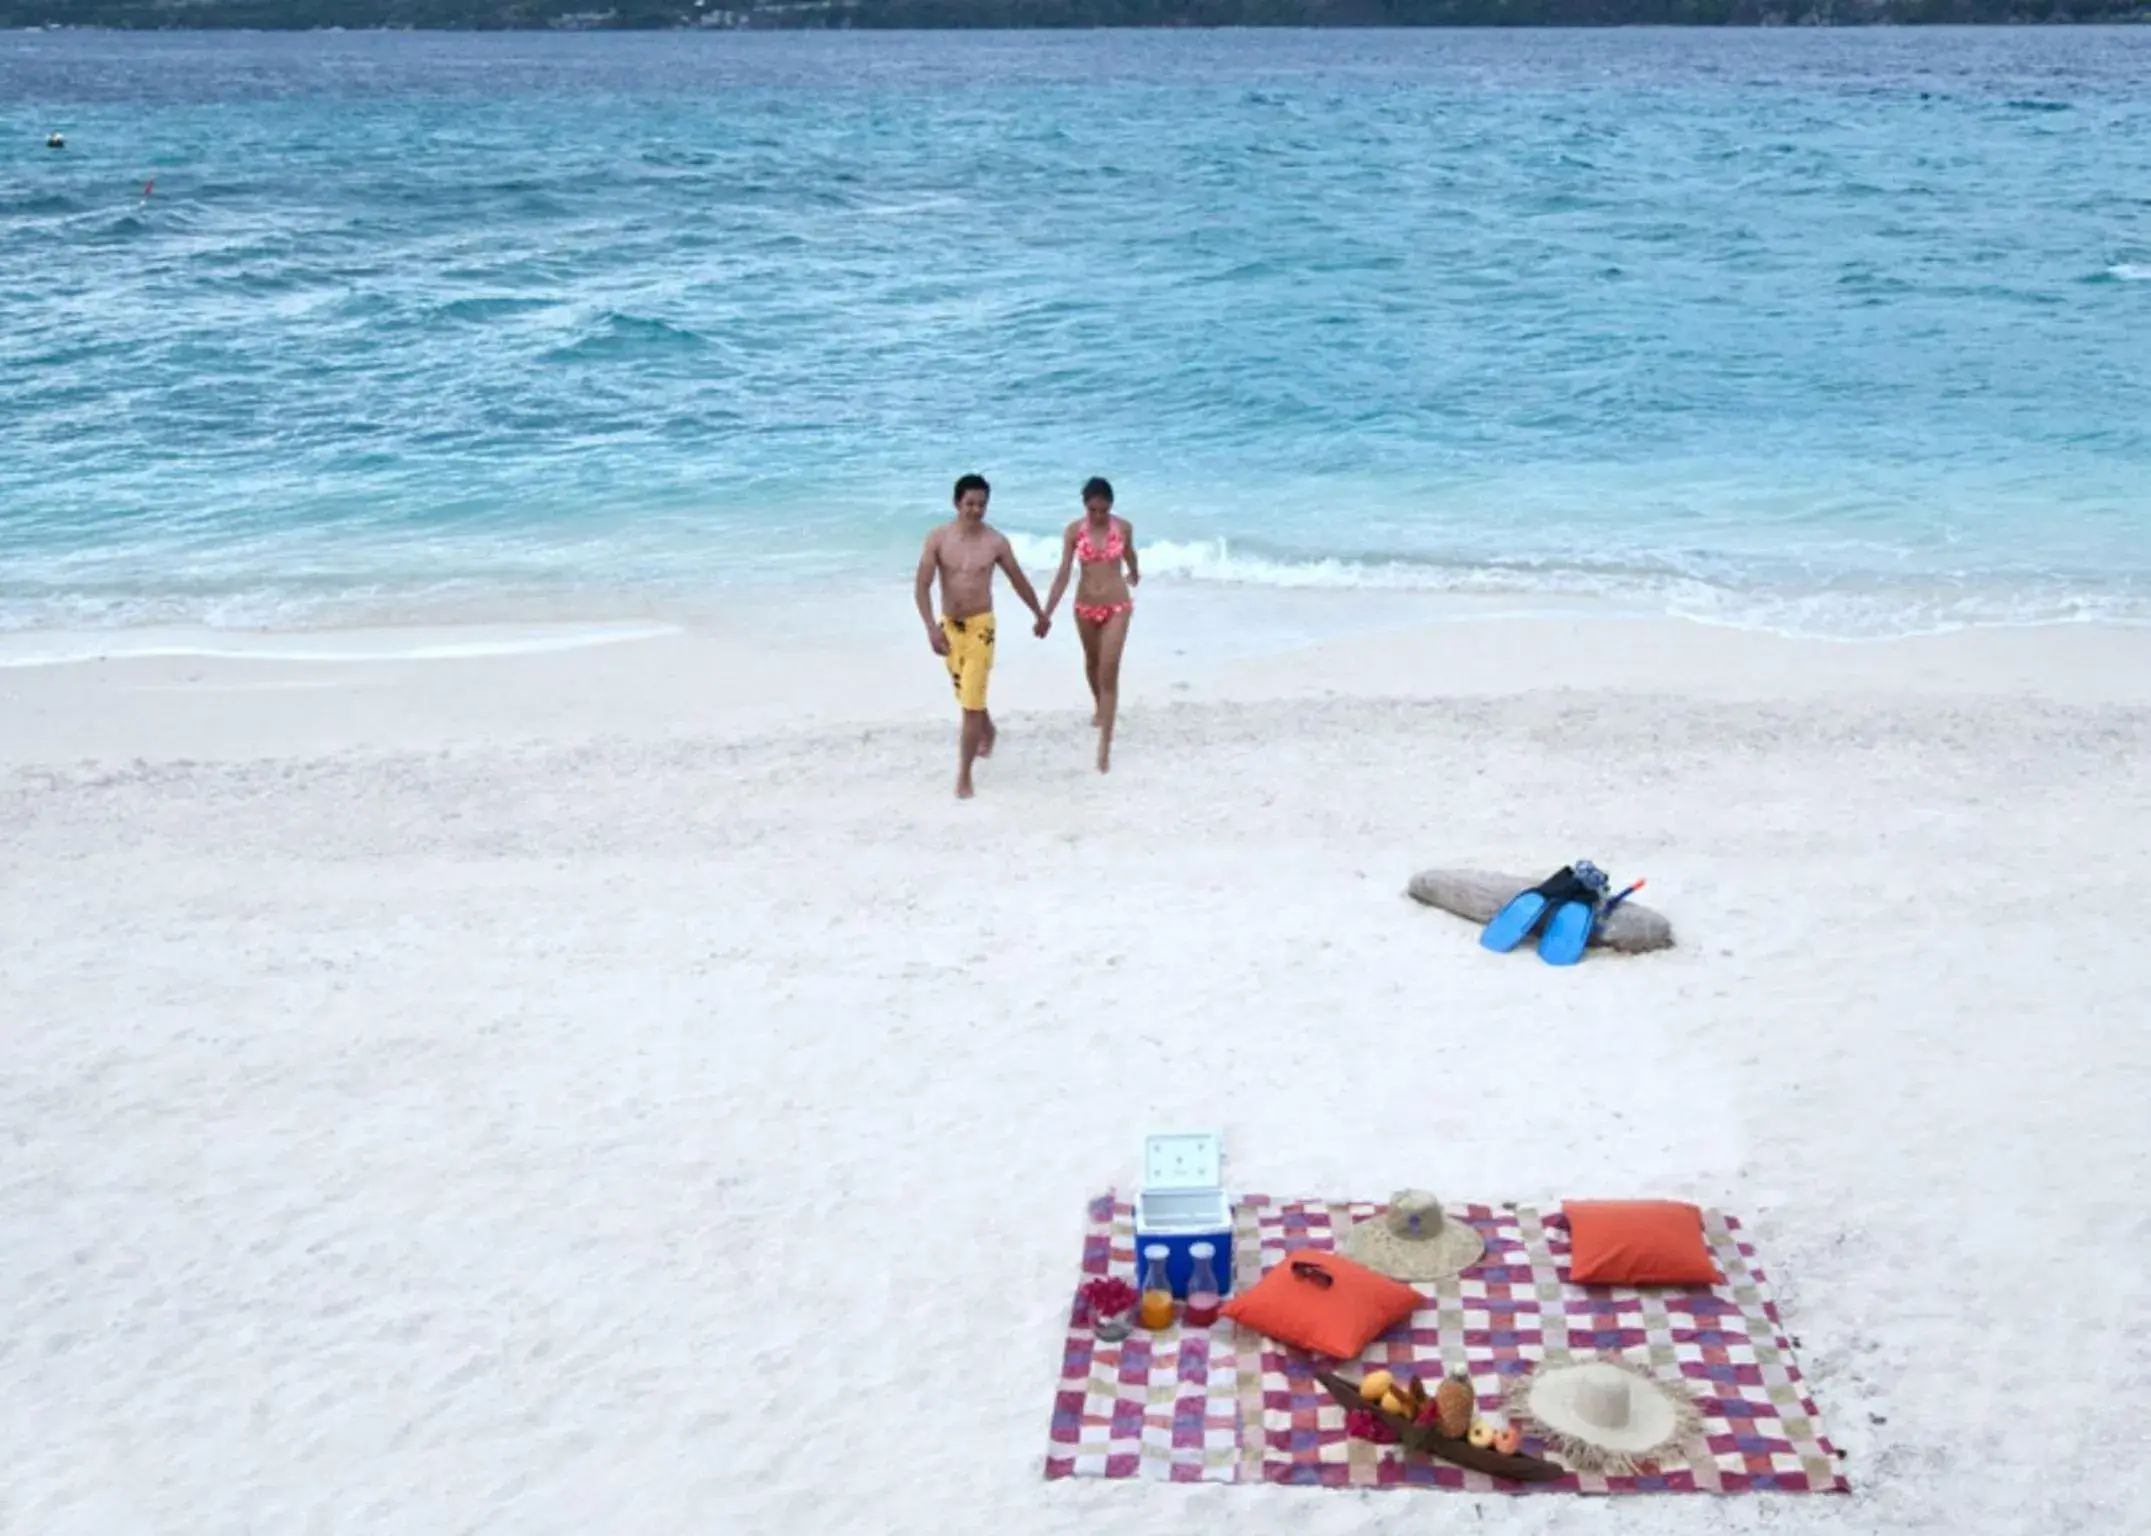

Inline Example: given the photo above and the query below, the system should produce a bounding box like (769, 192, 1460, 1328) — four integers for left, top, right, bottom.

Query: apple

(1492, 1426, 1522, 1456)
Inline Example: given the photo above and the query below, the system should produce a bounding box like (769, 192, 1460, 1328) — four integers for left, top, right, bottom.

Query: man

(914, 472, 1049, 799)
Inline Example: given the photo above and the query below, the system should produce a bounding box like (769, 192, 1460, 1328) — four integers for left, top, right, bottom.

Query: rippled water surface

(3, 28, 2149, 635)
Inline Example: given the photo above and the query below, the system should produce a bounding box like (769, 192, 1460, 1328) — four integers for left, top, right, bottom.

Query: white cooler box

(1132, 1131, 1233, 1299)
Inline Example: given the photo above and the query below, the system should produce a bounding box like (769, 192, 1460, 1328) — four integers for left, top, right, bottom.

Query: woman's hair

(1081, 477, 1114, 506)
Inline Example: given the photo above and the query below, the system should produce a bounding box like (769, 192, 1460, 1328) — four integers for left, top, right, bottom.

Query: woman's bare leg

(1078, 619, 1103, 727)
(1094, 610, 1130, 773)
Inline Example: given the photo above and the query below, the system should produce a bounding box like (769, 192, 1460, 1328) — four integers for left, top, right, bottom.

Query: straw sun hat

(1340, 1191, 1485, 1283)
(1505, 1355, 1702, 1475)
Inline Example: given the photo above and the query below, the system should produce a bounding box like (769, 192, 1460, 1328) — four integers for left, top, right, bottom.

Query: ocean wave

(438, 295, 565, 323)
(1005, 534, 1456, 592)
(1, 192, 82, 217)
(2107, 263, 2151, 282)
(1001, 534, 2151, 640)
(0, 620, 680, 669)
(543, 311, 709, 361)
(5, 534, 2147, 644)
(1008, 533, 1755, 598)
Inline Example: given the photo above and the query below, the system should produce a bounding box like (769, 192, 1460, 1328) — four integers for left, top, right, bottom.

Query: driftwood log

(1314, 1369, 1566, 1483)
(1406, 868, 1674, 954)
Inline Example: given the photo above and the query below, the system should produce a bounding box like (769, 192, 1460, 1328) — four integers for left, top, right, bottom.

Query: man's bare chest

(940, 539, 998, 577)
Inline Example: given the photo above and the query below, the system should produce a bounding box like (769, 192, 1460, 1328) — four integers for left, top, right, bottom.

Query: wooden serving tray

(1314, 1369, 1566, 1483)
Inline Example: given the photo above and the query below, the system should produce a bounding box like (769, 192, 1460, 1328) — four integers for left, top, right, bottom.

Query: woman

(1042, 477, 1139, 773)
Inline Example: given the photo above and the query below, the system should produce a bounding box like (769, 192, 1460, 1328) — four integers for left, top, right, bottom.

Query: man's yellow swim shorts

(941, 612, 995, 712)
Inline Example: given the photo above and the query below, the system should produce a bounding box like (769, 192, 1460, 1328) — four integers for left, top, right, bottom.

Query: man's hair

(1081, 477, 1114, 505)
(953, 473, 990, 505)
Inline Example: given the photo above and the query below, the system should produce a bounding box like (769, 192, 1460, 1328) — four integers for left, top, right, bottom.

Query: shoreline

(8, 576, 2150, 656)
(6, 577, 2151, 662)
(7, 592, 2151, 768)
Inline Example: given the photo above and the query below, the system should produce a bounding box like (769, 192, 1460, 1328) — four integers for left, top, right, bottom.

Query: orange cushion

(1563, 1200, 1720, 1286)
(1220, 1249, 1420, 1358)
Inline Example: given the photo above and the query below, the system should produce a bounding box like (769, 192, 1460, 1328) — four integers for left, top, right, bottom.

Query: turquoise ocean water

(3, 28, 2149, 640)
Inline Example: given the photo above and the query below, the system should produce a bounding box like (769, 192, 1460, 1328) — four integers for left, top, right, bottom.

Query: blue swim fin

(1480, 890, 1552, 953)
(1481, 865, 1590, 954)
(1537, 899, 1597, 966)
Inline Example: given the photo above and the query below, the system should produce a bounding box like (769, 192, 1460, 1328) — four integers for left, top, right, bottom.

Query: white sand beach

(4, 595, 2148, 1534)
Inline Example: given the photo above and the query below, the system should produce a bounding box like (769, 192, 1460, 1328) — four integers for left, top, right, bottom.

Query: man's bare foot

(956, 776, 975, 799)
(1096, 743, 1111, 774)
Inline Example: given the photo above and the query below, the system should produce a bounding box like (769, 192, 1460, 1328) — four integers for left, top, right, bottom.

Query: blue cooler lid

(1142, 1131, 1223, 1192)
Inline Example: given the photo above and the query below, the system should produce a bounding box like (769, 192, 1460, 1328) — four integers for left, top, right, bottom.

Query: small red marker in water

(142, 178, 154, 199)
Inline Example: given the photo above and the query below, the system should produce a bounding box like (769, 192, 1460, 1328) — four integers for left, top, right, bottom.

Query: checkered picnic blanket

(1044, 1193, 1847, 1495)
(1042, 1193, 1244, 1482)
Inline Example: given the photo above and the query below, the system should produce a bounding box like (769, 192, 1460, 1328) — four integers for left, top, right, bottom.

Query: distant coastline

(7, 2, 2148, 30)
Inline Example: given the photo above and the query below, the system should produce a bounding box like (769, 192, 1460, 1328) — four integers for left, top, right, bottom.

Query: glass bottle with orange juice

(1138, 1245, 1176, 1330)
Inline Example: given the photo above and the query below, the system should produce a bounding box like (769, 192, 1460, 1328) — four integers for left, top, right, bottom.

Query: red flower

(1345, 1409, 1399, 1446)
(1080, 1277, 1137, 1317)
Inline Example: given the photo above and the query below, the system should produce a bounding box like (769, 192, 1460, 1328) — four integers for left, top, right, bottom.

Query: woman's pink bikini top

(1075, 520, 1125, 565)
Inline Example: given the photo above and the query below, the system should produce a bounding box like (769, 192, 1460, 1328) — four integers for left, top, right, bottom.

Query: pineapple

(1433, 1374, 1474, 1440)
